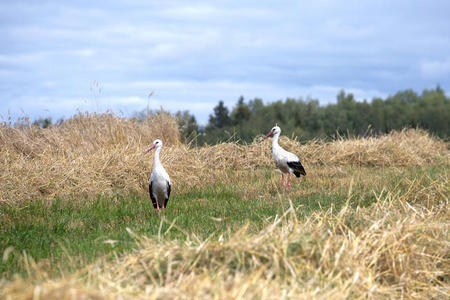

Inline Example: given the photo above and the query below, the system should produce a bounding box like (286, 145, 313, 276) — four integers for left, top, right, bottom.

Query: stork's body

(265, 126, 306, 192)
(145, 139, 171, 216)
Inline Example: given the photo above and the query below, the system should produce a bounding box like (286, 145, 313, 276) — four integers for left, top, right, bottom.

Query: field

(0, 113, 449, 299)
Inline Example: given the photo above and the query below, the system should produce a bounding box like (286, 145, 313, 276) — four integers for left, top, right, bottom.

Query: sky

(1, 0, 449, 124)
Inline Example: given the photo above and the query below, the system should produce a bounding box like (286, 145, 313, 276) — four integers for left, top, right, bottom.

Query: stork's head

(144, 139, 163, 153)
(264, 126, 281, 139)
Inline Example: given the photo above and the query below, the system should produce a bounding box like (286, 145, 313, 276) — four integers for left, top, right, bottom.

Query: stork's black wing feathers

(149, 181, 158, 209)
(287, 161, 306, 177)
(164, 182, 171, 208)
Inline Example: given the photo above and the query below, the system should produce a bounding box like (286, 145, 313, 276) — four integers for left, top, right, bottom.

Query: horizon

(2, 86, 446, 127)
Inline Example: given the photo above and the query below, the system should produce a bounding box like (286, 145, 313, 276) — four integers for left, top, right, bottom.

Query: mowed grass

(1, 164, 445, 279)
(1, 116, 448, 298)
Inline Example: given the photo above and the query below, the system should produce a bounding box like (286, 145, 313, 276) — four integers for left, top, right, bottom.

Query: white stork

(145, 139, 171, 216)
(264, 126, 306, 193)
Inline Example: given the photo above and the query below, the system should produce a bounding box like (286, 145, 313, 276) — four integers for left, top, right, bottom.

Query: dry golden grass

(0, 113, 179, 204)
(1, 181, 448, 299)
(0, 113, 448, 204)
(1, 113, 449, 299)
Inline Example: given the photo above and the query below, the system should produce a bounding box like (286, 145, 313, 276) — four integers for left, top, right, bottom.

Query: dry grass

(1, 113, 449, 299)
(0, 112, 179, 203)
(0, 113, 448, 204)
(1, 180, 448, 299)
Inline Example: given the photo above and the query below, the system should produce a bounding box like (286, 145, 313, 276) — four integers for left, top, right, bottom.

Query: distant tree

(301, 99, 322, 138)
(207, 100, 231, 129)
(369, 98, 386, 133)
(248, 98, 264, 113)
(383, 90, 416, 131)
(33, 117, 52, 128)
(231, 96, 251, 125)
(175, 110, 199, 143)
(417, 87, 449, 137)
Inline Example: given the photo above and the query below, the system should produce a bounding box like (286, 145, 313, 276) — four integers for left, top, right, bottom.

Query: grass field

(0, 114, 449, 299)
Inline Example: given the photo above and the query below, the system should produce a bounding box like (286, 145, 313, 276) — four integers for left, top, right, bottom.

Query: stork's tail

(287, 161, 306, 177)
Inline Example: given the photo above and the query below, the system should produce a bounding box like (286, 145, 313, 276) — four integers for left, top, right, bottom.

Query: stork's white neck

(272, 132, 281, 149)
(153, 147, 162, 168)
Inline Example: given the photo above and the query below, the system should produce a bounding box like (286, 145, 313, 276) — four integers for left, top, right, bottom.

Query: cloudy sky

(1, 1, 449, 124)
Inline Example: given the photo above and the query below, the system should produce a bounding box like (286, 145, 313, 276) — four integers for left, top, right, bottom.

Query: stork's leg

(287, 174, 291, 193)
(155, 197, 161, 216)
(282, 173, 286, 193)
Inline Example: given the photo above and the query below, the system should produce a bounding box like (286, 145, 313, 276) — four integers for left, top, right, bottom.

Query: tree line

(176, 86, 449, 144)
(31, 86, 449, 145)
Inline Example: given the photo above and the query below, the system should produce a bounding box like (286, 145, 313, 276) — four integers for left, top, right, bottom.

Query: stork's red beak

(264, 131, 273, 139)
(144, 144, 156, 154)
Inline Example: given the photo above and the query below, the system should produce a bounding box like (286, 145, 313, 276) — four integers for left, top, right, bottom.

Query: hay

(0, 113, 179, 204)
(0, 113, 448, 204)
(1, 184, 448, 299)
(1, 113, 448, 299)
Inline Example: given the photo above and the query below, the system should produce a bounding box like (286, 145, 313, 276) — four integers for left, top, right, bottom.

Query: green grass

(0, 191, 340, 278)
(1, 165, 447, 279)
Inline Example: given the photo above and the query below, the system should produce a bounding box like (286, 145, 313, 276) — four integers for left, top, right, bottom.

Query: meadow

(0, 113, 448, 299)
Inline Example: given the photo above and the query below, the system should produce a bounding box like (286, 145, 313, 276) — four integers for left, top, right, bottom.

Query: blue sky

(1, 1, 449, 124)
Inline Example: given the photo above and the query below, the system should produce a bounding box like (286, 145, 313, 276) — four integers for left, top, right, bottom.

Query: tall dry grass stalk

(1, 179, 448, 299)
(0, 113, 448, 204)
